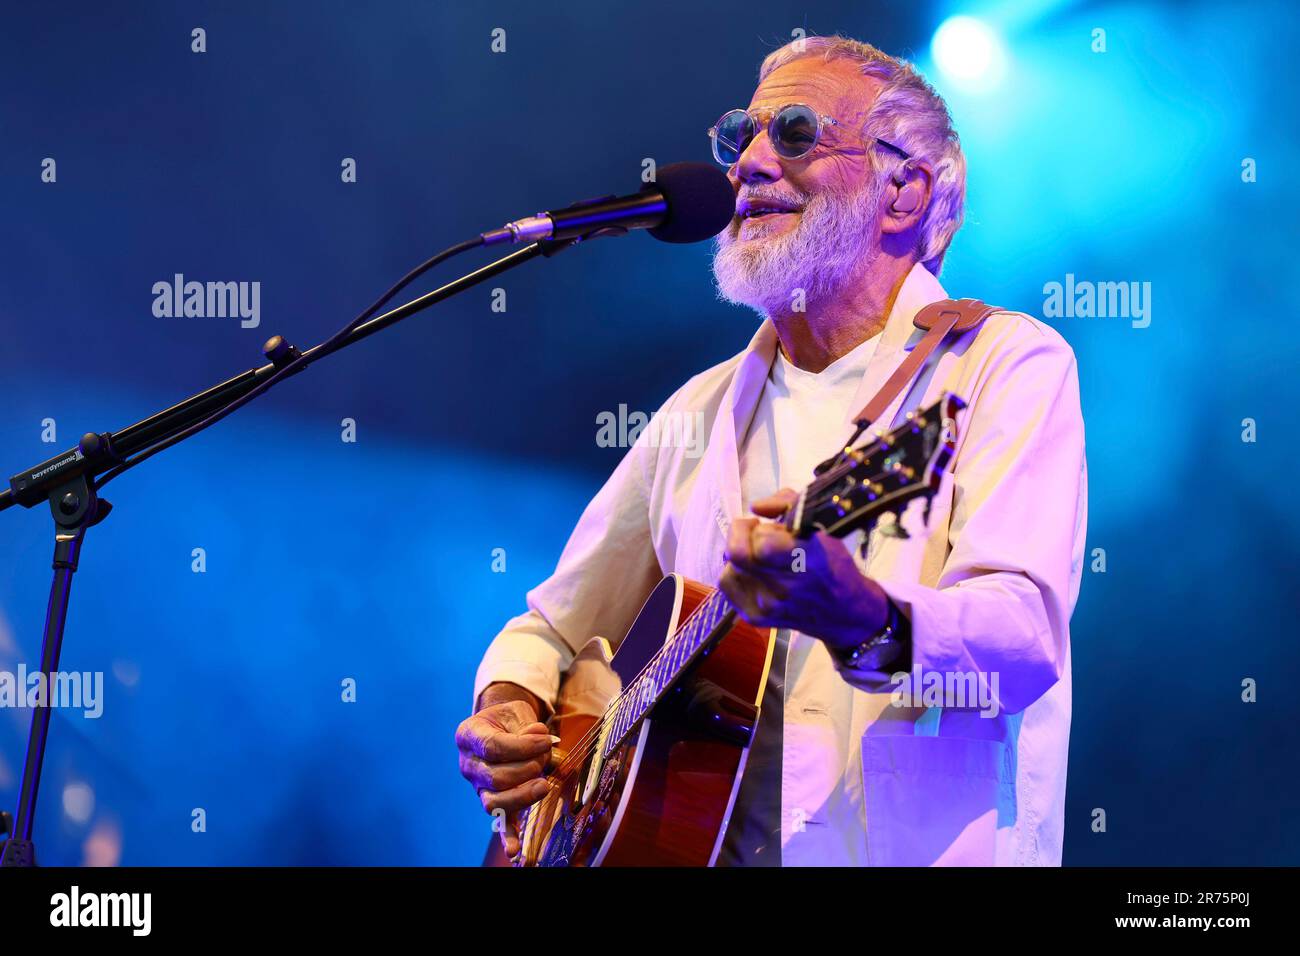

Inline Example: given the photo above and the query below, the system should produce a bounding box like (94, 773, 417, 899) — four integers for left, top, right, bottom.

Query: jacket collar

(843, 262, 950, 432)
(707, 262, 950, 528)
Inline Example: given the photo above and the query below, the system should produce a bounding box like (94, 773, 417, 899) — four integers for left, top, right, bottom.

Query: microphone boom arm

(1, 238, 575, 514)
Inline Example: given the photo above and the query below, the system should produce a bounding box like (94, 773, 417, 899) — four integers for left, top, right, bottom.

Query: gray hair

(758, 35, 966, 275)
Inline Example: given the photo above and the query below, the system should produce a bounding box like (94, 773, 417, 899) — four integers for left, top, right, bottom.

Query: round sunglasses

(707, 103, 911, 167)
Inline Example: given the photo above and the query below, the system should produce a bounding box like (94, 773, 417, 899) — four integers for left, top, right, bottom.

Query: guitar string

(542, 594, 723, 782)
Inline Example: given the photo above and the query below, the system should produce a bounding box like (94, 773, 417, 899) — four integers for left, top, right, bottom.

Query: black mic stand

(0, 235, 580, 866)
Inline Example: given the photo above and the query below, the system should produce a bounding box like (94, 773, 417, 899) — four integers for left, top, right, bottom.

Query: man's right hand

(455, 683, 554, 859)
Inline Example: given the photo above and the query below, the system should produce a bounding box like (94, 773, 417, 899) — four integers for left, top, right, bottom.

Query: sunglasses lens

(712, 110, 753, 165)
(772, 105, 819, 159)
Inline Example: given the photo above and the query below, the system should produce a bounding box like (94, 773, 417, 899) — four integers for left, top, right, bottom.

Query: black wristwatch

(835, 599, 910, 672)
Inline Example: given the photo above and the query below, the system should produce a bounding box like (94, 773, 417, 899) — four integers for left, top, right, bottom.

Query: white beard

(712, 175, 885, 317)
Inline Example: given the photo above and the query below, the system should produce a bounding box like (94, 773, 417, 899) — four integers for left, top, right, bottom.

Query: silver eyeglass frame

(707, 103, 912, 167)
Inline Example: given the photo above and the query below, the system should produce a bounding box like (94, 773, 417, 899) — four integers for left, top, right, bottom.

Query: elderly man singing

(456, 35, 1087, 867)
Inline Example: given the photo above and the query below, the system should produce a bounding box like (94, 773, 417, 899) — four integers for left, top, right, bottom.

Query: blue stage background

(1, 0, 1296, 865)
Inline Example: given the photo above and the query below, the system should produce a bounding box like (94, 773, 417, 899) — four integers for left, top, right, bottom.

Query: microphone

(481, 162, 736, 247)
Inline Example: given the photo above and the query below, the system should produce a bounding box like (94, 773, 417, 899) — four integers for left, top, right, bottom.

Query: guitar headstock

(790, 392, 966, 540)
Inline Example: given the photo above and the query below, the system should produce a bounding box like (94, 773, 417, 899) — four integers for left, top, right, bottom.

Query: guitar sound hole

(537, 813, 577, 867)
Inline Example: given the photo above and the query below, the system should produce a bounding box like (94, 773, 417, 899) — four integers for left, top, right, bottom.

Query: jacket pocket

(862, 734, 1015, 866)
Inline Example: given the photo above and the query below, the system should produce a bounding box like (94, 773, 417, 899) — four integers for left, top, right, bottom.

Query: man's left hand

(719, 487, 891, 651)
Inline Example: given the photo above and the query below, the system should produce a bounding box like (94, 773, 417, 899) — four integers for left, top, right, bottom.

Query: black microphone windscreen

(645, 163, 736, 244)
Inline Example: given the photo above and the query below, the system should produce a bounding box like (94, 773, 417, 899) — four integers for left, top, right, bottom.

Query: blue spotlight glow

(931, 15, 1008, 92)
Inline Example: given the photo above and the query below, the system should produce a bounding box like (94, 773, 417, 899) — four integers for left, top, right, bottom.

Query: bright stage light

(931, 15, 1007, 91)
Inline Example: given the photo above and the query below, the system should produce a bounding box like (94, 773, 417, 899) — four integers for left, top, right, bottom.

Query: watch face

(840, 628, 901, 670)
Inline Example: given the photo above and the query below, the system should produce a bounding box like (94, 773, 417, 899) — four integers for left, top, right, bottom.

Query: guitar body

(516, 574, 776, 867)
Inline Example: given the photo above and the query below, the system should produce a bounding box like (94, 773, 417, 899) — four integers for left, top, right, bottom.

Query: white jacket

(474, 262, 1088, 866)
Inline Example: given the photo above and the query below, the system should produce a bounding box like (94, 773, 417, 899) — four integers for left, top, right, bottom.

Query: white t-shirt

(719, 330, 882, 866)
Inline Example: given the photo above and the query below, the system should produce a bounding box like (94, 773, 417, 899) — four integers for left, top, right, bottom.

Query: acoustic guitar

(505, 392, 965, 866)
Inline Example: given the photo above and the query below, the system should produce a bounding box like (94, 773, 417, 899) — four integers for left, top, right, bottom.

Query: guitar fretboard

(602, 587, 733, 757)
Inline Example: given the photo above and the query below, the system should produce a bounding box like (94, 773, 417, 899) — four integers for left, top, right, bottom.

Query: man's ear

(882, 162, 933, 233)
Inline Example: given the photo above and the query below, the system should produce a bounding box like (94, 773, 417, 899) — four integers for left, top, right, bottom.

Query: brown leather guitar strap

(851, 297, 1000, 429)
